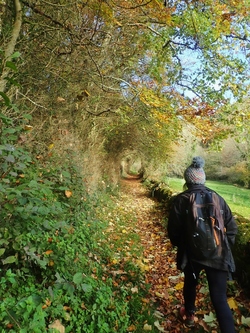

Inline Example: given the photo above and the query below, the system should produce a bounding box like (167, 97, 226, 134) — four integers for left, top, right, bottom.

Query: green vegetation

(164, 177, 250, 219)
(0, 147, 158, 332)
(1, 1, 250, 331)
(0, 73, 157, 332)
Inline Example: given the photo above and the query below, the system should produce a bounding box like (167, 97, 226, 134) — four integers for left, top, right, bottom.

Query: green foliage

(0, 49, 159, 332)
(233, 215, 250, 297)
(0, 121, 157, 332)
(0, 144, 158, 332)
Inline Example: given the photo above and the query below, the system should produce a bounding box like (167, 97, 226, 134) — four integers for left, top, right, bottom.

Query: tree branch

(17, 91, 48, 109)
(86, 108, 116, 116)
(20, 0, 71, 32)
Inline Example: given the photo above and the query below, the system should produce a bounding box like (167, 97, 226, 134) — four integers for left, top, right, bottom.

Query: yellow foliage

(174, 282, 184, 290)
(227, 297, 238, 310)
(135, 259, 150, 271)
(139, 90, 167, 108)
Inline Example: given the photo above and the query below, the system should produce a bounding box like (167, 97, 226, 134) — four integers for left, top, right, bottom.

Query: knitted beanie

(184, 156, 206, 185)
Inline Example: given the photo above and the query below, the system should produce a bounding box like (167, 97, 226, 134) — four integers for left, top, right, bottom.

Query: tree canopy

(0, 0, 250, 184)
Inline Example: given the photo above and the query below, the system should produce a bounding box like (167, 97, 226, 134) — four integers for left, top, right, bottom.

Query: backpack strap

(211, 192, 225, 241)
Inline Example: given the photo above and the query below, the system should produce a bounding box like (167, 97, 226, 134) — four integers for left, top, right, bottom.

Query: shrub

(233, 215, 250, 296)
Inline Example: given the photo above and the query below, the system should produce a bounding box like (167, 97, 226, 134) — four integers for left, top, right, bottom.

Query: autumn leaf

(5, 324, 13, 329)
(143, 323, 152, 331)
(57, 97, 66, 102)
(154, 320, 165, 332)
(241, 316, 250, 327)
(81, 303, 87, 309)
(44, 250, 53, 255)
(131, 286, 138, 293)
(203, 312, 217, 323)
(48, 319, 65, 333)
(227, 297, 238, 310)
(127, 324, 136, 331)
(142, 298, 150, 304)
(65, 190, 73, 198)
(155, 292, 164, 299)
(63, 306, 72, 312)
(24, 125, 33, 131)
(154, 310, 164, 319)
(174, 282, 184, 290)
(42, 298, 51, 309)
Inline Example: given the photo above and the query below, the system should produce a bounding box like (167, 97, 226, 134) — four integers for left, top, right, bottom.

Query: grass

(164, 177, 250, 219)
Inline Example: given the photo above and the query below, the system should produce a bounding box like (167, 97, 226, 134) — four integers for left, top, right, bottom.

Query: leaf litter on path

(117, 177, 250, 333)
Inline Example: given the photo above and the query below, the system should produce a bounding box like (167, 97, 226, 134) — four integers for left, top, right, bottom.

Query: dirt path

(120, 177, 187, 332)
(119, 177, 250, 333)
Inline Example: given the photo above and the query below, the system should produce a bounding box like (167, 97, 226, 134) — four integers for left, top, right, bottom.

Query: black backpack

(184, 189, 225, 260)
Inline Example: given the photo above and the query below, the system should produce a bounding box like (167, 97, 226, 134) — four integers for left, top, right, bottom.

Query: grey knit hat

(184, 156, 206, 185)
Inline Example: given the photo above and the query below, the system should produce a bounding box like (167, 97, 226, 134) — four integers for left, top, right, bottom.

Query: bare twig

(17, 91, 48, 109)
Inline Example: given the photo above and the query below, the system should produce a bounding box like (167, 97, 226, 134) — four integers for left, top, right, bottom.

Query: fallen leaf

(174, 282, 184, 290)
(57, 97, 66, 102)
(81, 302, 87, 309)
(155, 292, 164, 298)
(142, 298, 150, 303)
(203, 312, 217, 323)
(63, 306, 71, 312)
(131, 286, 138, 293)
(143, 323, 152, 330)
(127, 324, 136, 331)
(48, 319, 65, 333)
(154, 320, 165, 332)
(242, 316, 250, 327)
(44, 250, 53, 255)
(24, 125, 33, 131)
(227, 297, 238, 310)
(154, 310, 164, 318)
(65, 190, 72, 198)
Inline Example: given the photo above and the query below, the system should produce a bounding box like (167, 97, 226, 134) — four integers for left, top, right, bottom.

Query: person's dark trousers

(183, 261, 235, 333)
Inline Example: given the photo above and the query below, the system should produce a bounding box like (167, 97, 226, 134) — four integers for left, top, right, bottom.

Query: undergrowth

(0, 130, 158, 332)
(0, 76, 158, 331)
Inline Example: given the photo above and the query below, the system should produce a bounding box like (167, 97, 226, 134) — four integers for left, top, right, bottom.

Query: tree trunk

(0, 0, 22, 92)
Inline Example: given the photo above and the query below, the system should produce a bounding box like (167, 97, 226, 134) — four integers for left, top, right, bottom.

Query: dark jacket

(167, 184, 238, 272)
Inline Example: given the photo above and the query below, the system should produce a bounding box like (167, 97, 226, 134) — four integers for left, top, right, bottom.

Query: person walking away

(167, 156, 238, 333)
